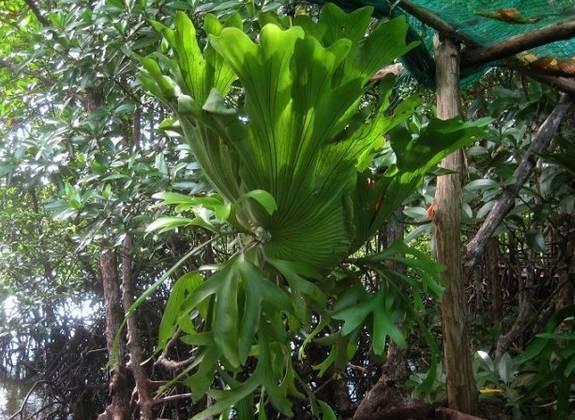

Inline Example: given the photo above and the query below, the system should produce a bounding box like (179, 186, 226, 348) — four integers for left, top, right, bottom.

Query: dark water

(0, 376, 45, 418)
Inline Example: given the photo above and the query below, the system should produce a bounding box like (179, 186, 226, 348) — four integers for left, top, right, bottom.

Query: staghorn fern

(140, 3, 489, 418)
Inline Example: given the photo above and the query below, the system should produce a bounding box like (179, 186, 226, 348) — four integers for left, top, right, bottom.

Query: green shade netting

(313, 0, 575, 87)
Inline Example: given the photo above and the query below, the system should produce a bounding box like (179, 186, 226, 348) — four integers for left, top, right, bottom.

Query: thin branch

(154, 329, 196, 371)
(152, 393, 193, 406)
(8, 380, 51, 420)
(371, 63, 404, 80)
(514, 68, 575, 96)
(465, 93, 574, 270)
(111, 77, 143, 106)
(155, 329, 181, 363)
(155, 353, 195, 371)
(462, 20, 575, 67)
(24, 401, 62, 420)
(23, 0, 51, 27)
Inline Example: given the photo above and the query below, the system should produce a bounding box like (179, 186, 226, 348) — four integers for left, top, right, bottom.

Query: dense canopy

(0, 1, 574, 419)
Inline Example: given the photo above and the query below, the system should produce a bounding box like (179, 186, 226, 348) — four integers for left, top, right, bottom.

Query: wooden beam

(398, 0, 477, 46)
(514, 68, 575, 96)
(462, 20, 575, 67)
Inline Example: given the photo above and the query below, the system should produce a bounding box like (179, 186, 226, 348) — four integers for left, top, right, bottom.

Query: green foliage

(3, 1, 574, 419)
(459, 306, 575, 420)
(516, 305, 575, 419)
(0, 1, 219, 408)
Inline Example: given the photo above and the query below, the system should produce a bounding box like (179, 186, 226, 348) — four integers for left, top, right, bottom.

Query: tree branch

(513, 68, 575, 96)
(152, 393, 193, 406)
(398, 0, 476, 45)
(23, 0, 51, 27)
(154, 329, 196, 371)
(462, 20, 575, 68)
(465, 93, 574, 270)
(436, 407, 485, 420)
(8, 380, 51, 420)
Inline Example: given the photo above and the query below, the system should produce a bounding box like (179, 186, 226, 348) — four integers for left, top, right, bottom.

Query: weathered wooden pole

(432, 33, 479, 415)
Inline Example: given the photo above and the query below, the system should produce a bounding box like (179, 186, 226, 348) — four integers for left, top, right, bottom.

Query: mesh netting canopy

(409, 0, 575, 50)
(315, 0, 575, 87)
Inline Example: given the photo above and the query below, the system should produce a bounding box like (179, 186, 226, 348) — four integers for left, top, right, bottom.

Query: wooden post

(433, 33, 479, 415)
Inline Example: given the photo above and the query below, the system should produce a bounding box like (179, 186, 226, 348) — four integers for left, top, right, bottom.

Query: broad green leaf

(475, 350, 495, 373)
(526, 229, 546, 253)
(153, 191, 223, 207)
(318, 400, 337, 420)
(391, 117, 491, 173)
(476, 200, 496, 219)
(403, 206, 428, 220)
(190, 374, 260, 420)
(372, 294, 405, 354)
(536, 332, 575, 341)
(319, 4, 373, 46)
(335, 300, 373, 335)
(158, 272, 203, 349)
(154, 191, 230, 220)
(241, 189, 278, 215)
(497, 353, 512, 384)
(267, 258, 327, 306)
(213, 264, 241, 368)
(344, 15, 419, 84)
(202, 88, 235, 115)
(333, 289, 405, 355)
(185, 345, 220, 399)
(236, 393, 254, 420)
(180, 332, 213, 347)
(146, 216, 215, 234)
(405, 223, 432, 242)
(464, 178, 499, 192)
(564, 356, 575, 377)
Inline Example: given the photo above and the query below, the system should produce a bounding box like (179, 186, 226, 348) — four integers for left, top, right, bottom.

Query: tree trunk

(496, 261, 535, 357)
(354, 209, 411, 419)
(555, 222, 575, 312)
(121, 234, 154, 419)
(433, 33, 479, 415)
(485, 238, 502, 323)
(382, 208, 410, 382)
(98, 250, 131, 420)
